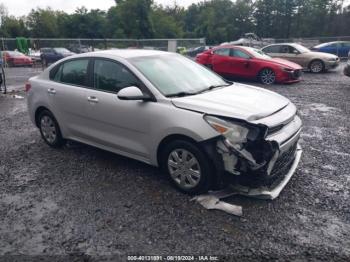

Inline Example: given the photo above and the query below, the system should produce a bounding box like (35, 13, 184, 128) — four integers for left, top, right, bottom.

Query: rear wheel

(161, 140, 214, 194)
(259, 68, 276, 85)
(38, 110, 65, 148)
(309, 60, 324, 73)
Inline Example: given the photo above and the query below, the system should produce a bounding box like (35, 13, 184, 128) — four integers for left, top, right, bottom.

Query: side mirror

(117, 86, 152, 101)
(293, 50, 300, 55)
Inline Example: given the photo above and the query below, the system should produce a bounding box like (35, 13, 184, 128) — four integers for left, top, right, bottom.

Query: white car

(26, 50, 302, 198)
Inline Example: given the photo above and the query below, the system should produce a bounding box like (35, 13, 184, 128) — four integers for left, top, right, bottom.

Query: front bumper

(279, 69, 302, 84)
(230, 144, 302, 199)
(325, 60, 340, 70)
(211, 105, 302, 199)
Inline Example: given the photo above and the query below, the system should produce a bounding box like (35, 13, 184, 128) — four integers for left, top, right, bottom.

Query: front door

(84, 58, 154, 159)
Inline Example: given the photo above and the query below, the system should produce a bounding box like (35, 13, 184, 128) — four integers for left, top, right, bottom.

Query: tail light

(25, 82, 31, 92)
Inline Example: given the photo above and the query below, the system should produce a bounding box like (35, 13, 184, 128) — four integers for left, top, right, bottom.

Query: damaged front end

(203, 107, 302, 200)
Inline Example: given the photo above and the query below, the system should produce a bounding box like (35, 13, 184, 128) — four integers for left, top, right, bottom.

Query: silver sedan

(27, 50, 302, 198)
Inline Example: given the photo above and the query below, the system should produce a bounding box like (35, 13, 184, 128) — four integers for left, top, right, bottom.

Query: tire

(259, 68, 276, 85)
(309, 60, 324, 73)
(38, 110, 65, 148)
(160, 140, 214, 194)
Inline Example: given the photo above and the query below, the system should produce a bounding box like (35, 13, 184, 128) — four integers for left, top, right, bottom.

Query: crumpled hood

(171, 83, 290, 122)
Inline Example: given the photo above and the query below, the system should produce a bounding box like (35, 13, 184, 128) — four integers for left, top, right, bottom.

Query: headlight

(328, 57, 337, 61)
(204, 115, 264, 146)
(281, 67, 294, 72)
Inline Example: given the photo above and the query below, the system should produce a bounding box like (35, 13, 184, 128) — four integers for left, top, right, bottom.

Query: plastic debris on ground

(191, 188, 242, 216)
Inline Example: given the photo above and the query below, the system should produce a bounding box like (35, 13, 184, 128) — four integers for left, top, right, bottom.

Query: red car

(196, 45, 302, 84)
(2, 51, 33, 67)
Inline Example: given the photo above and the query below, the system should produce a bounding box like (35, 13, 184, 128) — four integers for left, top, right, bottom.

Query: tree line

(0, 0, 349, 44)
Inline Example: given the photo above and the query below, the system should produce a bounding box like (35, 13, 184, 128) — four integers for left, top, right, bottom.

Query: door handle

(47, 88, 56, 94)
(87, 96, 99, 103)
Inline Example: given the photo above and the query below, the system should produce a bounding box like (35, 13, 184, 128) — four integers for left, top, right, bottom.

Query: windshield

(54, 48, 70, 53)
(293, 44, 310, 53)
(129, 54, 229, 97)
(249, 48, 272, 59)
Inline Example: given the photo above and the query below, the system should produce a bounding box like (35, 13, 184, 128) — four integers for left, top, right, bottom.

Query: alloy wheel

(310, 61, 323, 73)
(167, 149, 201, 190)
(260, 69, 276, 84)
(40, 115, 57, 144)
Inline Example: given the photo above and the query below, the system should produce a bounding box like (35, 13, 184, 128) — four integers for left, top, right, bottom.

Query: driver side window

(93, 59, 140, 93)
(231, 49, 251, 59)
(281, 45, 290, 53)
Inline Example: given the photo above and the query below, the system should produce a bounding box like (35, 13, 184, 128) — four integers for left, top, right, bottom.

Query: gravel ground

(0, 65, 349, 261)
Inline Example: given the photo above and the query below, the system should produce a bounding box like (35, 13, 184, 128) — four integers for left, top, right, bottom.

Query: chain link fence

(0, 37, 206, 53)
(0, 37, 206, 68)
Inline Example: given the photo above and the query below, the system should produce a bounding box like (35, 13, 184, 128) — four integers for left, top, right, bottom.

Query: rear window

(51, 59, 89, 87)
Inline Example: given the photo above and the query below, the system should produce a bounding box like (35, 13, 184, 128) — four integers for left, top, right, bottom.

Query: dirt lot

(0, 65, 349, 261)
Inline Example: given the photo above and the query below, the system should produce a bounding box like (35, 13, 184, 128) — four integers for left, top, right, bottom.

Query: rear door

(211, 48, 231, 76)
(48, 58, 90, 138)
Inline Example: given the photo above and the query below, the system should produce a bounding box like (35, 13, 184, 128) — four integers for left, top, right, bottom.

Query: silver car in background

(262, 43, 340, 73)
(27, 50, 302, 199)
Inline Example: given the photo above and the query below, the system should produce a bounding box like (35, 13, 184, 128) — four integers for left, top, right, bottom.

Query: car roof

(264, 43, 301, 47)
(80, 49, 169, 59)
(314, 41, 350, 48)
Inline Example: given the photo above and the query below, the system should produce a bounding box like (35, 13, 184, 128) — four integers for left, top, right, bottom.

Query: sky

(0, 0, 203, 17)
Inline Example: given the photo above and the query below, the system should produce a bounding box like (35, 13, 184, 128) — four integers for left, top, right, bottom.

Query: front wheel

(259, 68, 276, 85)
(309, 60, 324, 73)
(38, 110, 66, 148)
(161, 140, 214, 194)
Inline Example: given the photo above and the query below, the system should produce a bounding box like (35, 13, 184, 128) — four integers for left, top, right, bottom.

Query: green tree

(1, 16, 28, 37)
(151, 5, 183, 38)
(112, 0, 155, 38)
(26, 8, 60, 37)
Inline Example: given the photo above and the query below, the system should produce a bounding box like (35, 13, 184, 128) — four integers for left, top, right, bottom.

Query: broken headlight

(204, 115, 264, 146)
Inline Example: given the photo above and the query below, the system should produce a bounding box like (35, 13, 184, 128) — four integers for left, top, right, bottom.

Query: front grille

(270, 142, 297, 177)
(293, 69, 302, 78)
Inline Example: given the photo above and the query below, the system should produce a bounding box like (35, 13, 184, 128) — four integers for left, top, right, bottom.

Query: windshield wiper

(166, 91, 197, 98)
(166, 83, 232, 98)
(195, 83, 232, 95)
(207, 83, 231, 90)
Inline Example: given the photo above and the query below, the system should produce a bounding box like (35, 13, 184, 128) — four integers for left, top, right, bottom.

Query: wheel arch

(34, 106, 51, 127)
(308, 59, 324, 70)
(156, 134, 200, 167)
